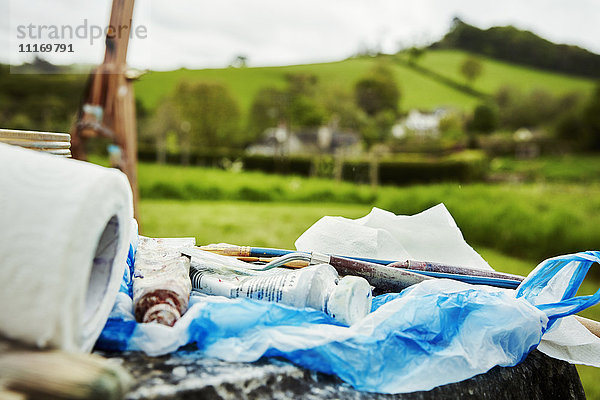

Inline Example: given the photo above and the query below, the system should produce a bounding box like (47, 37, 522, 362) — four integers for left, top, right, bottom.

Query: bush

(468, 103, 498, 134)
(141, 182, 184, 200)
(494, 86, 573, 131)
(243, 155, 313, 176)
(174, 81, 242, 148)
(287, 156, 314, 176)
(354, 62, 400, 117)
(341, 160, 371, 183)
(460, 56, 483, 85)
(183, 183, 223, 200)
(343, 151, 488, 184)
(237, 186, 274, 201)
(374, 183, 600, 262)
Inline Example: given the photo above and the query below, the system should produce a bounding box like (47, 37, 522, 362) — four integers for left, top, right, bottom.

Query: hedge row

(343, 153, 488, 184)
(138, 145, 489, 185)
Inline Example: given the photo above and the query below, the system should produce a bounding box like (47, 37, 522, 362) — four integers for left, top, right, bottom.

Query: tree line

(466, 82, 600, 152)
(432, 18, 600, 79)
(140, 61, 402, 159)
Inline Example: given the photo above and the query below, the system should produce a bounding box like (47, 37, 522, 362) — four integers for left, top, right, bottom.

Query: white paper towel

(538, 316, 600, 367)
(0, 143, 133, 352)
(295, 204, 492, 270)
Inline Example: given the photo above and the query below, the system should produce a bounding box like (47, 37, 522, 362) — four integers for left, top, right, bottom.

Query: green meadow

(416, 49, 595, 97)
(490, 154, 600, 183)
(134, 160, 600, 262)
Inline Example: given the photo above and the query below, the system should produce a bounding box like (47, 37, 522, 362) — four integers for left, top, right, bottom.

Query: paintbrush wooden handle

(388, 260, 525, 282)
(199, 244, 292, 258)
(0, 389, 25, 400)
(575, 316, 600, 339)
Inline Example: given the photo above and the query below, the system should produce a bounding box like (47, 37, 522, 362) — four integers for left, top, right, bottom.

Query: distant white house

(392, 108, 449, 139)
(247, 124, 361, 156)
(514, 127, 540, 159)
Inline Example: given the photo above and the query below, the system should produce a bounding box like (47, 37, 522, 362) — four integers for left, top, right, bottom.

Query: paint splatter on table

(97, 349, 585, 399)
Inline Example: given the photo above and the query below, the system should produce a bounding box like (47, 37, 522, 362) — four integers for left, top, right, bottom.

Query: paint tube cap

(327, 276, 372, 326)
(142, 303, 181, 327)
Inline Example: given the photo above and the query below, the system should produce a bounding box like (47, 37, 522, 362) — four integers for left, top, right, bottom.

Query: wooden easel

(70, 0, 140, 220)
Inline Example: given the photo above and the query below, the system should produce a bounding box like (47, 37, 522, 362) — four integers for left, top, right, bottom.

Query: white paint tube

(190, 262, 373, 326)
(133, 237, 196, 326)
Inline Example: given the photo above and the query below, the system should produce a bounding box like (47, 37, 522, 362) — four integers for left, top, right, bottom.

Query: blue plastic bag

(96, 251, 600, 394)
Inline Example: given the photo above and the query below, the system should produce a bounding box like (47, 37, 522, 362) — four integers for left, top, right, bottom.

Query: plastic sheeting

(96, 245, 600, 394)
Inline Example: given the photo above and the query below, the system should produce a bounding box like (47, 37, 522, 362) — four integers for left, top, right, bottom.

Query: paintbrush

(0, 339, 132, 400)
(388, 259, 525, 283)
(236, 256, 309, 268)
(311, 253, 522, 289)
(200, 243, 289, 258)
(199, 243, 524, 288)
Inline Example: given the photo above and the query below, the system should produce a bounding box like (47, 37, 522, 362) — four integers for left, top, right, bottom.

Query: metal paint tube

(190, 263, 372, 326)
(133, 237, 195, 326)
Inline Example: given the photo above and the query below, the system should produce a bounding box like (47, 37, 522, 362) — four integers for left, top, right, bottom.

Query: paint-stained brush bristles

(0, 346, 132, 400)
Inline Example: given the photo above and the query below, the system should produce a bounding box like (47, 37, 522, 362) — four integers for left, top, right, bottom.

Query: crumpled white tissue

(538, 316, 600, 367)
(295, 204, 492, 270)
(295, 204, 600, 367)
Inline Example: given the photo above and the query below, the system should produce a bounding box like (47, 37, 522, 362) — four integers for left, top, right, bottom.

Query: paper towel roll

(0, 143, 133, 352)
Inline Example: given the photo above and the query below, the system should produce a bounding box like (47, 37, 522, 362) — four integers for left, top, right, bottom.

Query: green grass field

(491, 154, 600, 183)
(133, 160, 600, 262)
(138, 199, 600, 398)
(133, 49, 596, 117)
(415, 49, 595, 97)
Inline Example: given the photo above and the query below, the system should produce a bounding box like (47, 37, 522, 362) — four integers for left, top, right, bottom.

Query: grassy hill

(134, 49, 596, 118)
(412, 49, 595, 97)
(134, 56, 479, 115)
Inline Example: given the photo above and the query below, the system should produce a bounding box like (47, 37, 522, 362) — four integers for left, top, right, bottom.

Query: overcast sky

(2, 0, 599, 71)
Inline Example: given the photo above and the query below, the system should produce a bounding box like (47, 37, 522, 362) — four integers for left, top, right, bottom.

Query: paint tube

(190, 261, 372, 326)
(133, 237, 196, 326)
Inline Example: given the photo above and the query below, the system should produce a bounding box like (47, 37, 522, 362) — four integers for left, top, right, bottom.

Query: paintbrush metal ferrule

(310, 252, 331, 265)
(199, 243, 252, 257)
(237, 256, 309, 268)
